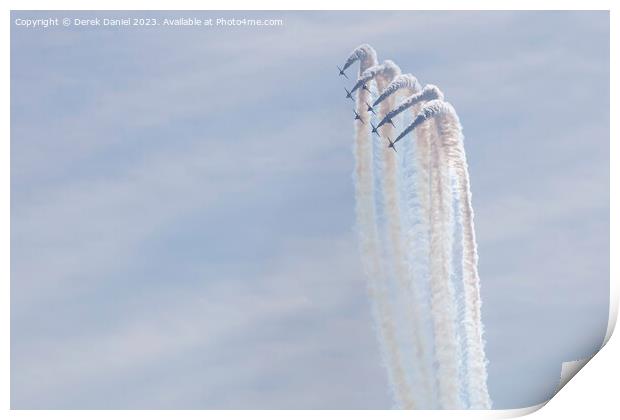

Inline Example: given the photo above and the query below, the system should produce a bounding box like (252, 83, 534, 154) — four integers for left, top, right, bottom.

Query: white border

(2, 1, 616, 419)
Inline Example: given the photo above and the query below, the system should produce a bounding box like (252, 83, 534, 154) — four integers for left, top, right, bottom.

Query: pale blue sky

(11, 11, 609, 409)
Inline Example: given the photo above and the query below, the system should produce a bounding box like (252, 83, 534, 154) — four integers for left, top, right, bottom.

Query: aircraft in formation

(386, 137, 397, 152)
(366, 102, 376, 115)
(338, 66, 396, 152)
(344, 87, 355, 101)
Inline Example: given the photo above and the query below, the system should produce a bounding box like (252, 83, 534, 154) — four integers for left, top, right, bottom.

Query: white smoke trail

(435, 105, 492, 409)
(360, 58, 442, 408)
(378, 85, 444, 131)
(397, 100, 492, 408)
(344, 45, 414, 409)
(392, 102, 463, 409)
(373, 73, 421, 108)
(371, 63, 424, 410)
(376, 75, 438, 407)
(427, 117, 463, 408)
(407, 109, 441, 409)
(351, 60, 401, 94)
(376, 71, 424, 410)
(393, 99, 449, 145)
(341, 43, 377, 74)
(395, 99, 463, 407)
(343, 47, 491, 409)
(406, 113, 440, 408)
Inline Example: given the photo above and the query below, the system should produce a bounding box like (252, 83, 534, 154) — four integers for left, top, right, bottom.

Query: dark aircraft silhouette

(371, 122, 380, 135)
(387, 137, 398, 152)
(344, 87, 355, 101)
(353, 110, 364, 124)
(337, 65, 349, 79)
(362, 84, 371, 93)
(366, 102, 376, 115)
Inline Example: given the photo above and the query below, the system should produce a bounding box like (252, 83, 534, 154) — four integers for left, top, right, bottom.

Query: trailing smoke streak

(351, 60, 401, 94)
(376, 75, 437, 407)
(394, 98, 464, 407)
(361, 58, 441, 408)
(341, 43, 376, 74)
(342, 46, 491, 409)
(344, 45, 414, 408)
(409, 106, 437, 395)
(450, 174, 470, 407)
(393, 99, 448, 146)
(398, 99, 491, 408)
(373, 73, 421, 108)
(426, 118, 463, 408)
(434, 106, 492, 409)
(376, 70, 426, 410)
(378, 85, 444, 131)
(399, 97, 438, 409)
(372, 63, 423, 410)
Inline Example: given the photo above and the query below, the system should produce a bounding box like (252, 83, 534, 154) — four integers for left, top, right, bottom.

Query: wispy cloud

(12, 235, 389, 409)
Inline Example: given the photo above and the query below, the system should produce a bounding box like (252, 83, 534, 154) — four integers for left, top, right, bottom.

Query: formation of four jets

(337, 65, 398, 151)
